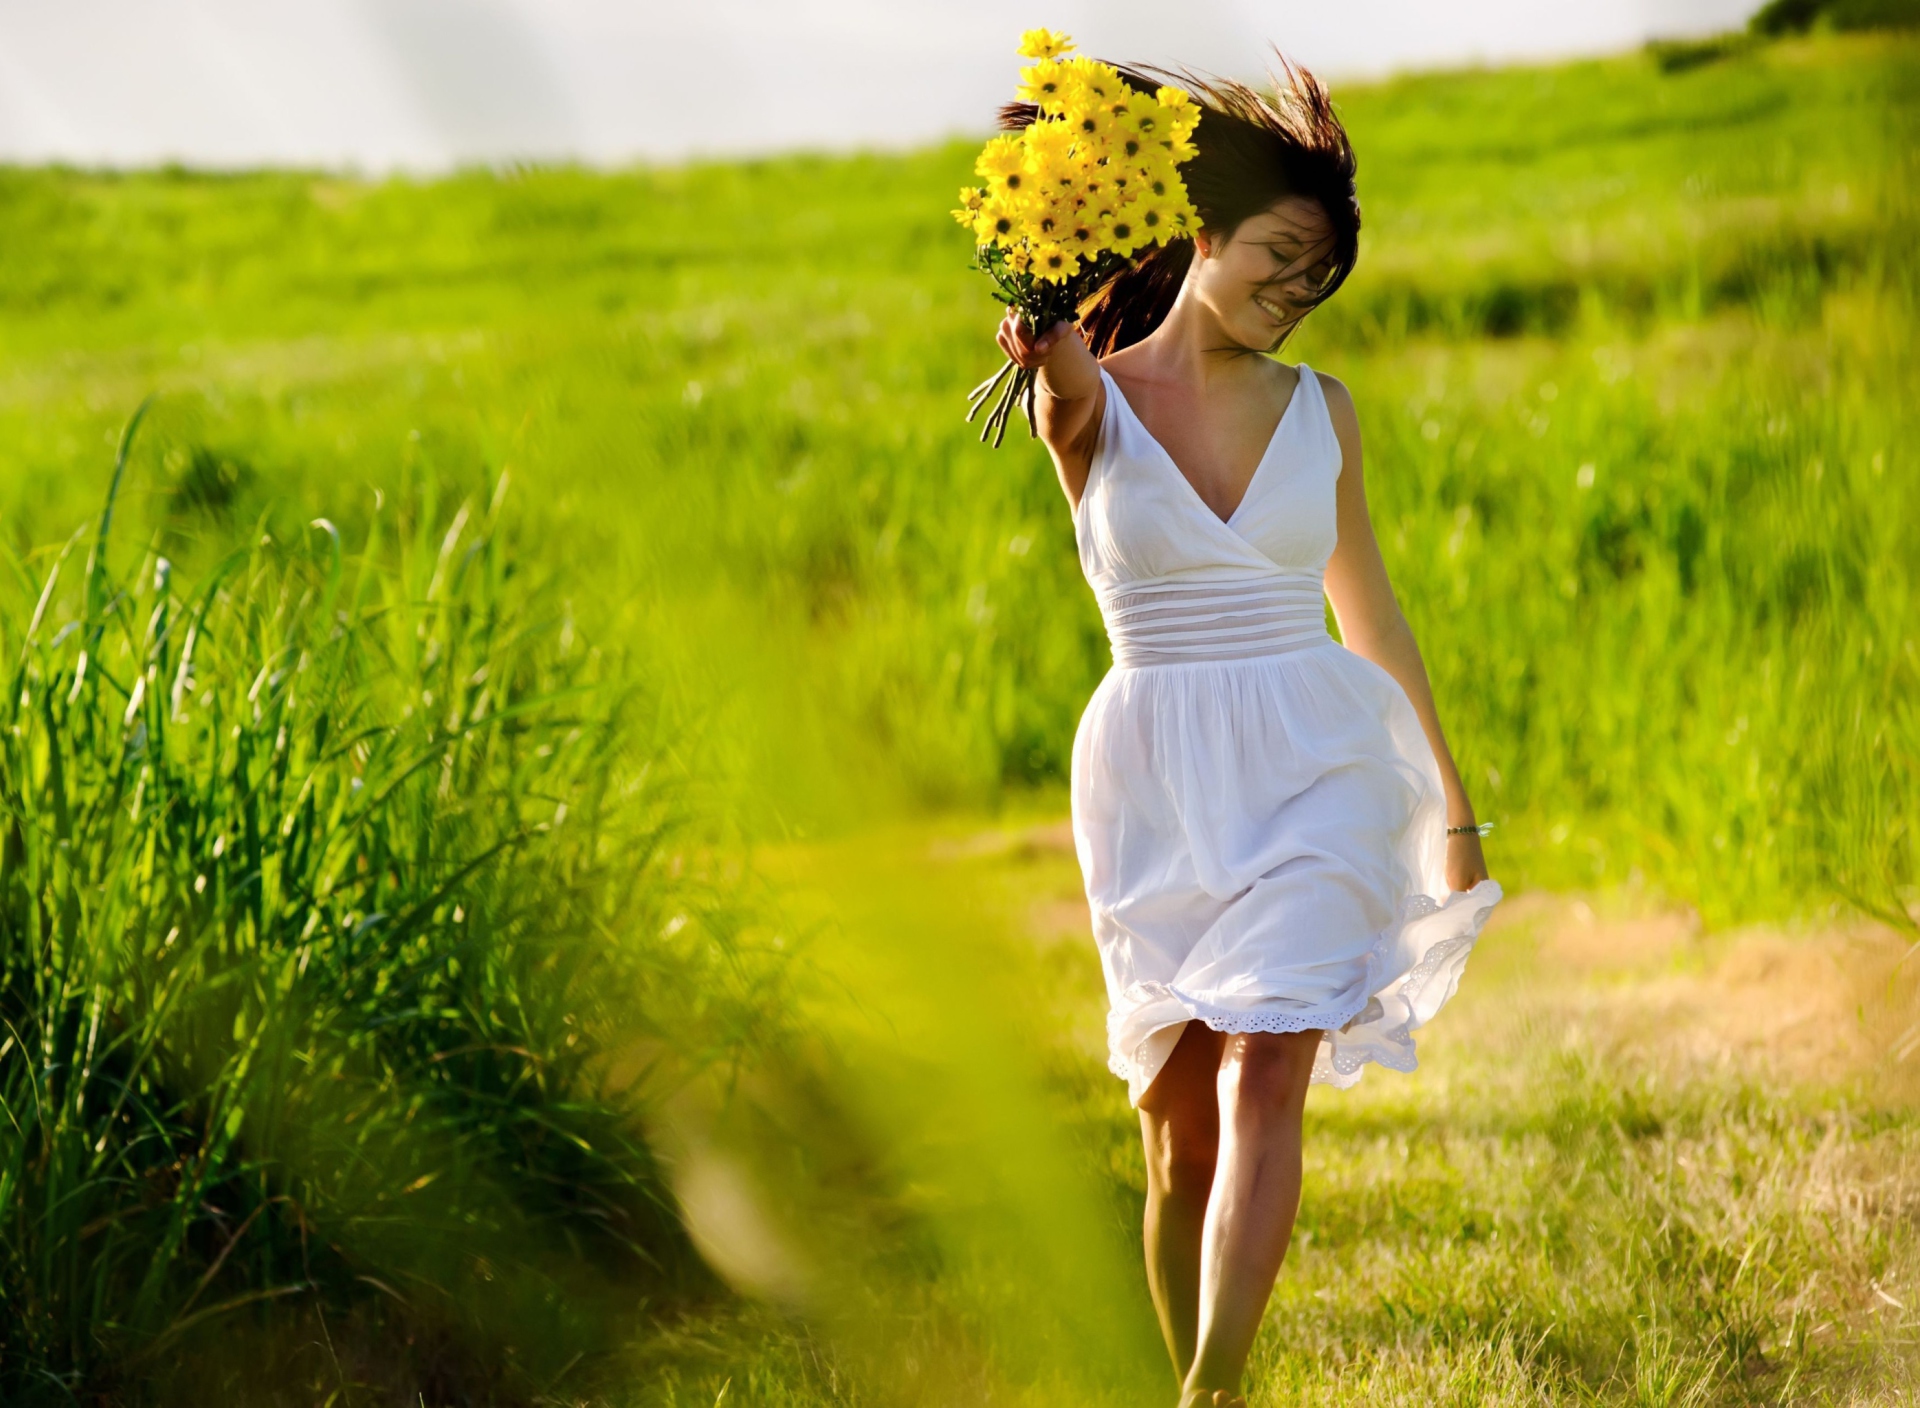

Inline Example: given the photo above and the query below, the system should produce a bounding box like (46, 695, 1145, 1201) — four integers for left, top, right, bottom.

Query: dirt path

(940, 815, 1920, 1105)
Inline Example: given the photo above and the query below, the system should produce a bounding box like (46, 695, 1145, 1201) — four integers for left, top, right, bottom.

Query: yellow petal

(1017, 27, 1074, 60)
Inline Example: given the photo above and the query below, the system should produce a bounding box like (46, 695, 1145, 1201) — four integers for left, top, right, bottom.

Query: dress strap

(1293, 364, 1343, 480)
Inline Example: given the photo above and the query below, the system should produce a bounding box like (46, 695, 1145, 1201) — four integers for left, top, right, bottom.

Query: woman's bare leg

(1181, 1028, 1321, 1402)
(1136, 1022, 1226, 1380)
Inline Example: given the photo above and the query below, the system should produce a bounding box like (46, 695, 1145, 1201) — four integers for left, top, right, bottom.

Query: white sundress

(1070, 362, 1503, 1107)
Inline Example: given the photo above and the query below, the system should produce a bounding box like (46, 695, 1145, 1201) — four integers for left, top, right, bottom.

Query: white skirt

(1069, 639, 1502, 1106)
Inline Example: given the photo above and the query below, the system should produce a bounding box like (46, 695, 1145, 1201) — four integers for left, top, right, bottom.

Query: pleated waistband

(1101, 574, 1332, 669)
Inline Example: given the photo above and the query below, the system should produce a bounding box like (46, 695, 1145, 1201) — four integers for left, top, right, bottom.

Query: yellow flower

(1015, 59, 1070, 110)
(1030, 242, 1080, 282)
(1017, 27, 1073, 60)
(975, 133, 1026, 181)
(974, 194, 1025, 246)
(989, 162, 1035, 201)
(952, 185, 991, 232)
(1026, 195, 1070, 243)
(1099, 200, 1147, 256)
(1034, 150, 1084, 207)
(951, 45, 1202, 264)
(1125, 89, 1200, 153)
(1063, 105, 1110, 144)
(1048, 72, 1087, 118)
(1109, 121, 1153, 166)
(1025, 119, 1077, 175)
(1135, 164, 1176, 201)
(1155, 85, 1197, 121)
(1064, 57, 1120, 106)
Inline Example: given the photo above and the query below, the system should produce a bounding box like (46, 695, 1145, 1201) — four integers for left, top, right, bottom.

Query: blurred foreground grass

(0, 456, 803, 1400)
(428, 815, 1916, 1406)
(673, 821, 1917, 1406)
(0, 26, 1916, 1406)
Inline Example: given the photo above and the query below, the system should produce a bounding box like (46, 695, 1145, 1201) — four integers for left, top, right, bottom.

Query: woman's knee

(1144, 1119, 1219, 1199)
(1218, 1030, 1320, 1112)
(1139, 1036, 1224, 1196)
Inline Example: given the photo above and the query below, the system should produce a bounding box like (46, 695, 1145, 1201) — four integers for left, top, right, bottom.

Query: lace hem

(1106, 882, 1501, 1096)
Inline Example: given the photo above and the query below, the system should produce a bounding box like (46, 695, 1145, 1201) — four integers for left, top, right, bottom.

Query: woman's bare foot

(1177, 1390, 1246, 1408)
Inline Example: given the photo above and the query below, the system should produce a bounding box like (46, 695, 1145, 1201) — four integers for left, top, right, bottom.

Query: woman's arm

(1318, 373, 1491, 892)
(997, 311, 1105, 511)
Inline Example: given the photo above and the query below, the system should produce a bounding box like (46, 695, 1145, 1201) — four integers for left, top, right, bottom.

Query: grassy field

(3, 34, 1916, 917)
(711, 821, 1918, 1406)
(0, 25, 1916, 1406)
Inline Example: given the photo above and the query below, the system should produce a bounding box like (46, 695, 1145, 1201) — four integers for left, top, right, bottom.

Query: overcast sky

(0, 0, 1760, 171)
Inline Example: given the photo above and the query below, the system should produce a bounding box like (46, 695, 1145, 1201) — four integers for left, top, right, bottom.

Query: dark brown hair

(1001, 53, 1360, 355)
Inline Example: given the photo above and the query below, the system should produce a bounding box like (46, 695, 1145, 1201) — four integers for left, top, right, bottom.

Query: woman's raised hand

(986, 308, 1101, 474)
(996, 310, 1077, 369)
(995, 309, 1101, 409)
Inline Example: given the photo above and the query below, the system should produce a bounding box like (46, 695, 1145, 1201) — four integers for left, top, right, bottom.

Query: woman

(996, 60, 1502, 1407)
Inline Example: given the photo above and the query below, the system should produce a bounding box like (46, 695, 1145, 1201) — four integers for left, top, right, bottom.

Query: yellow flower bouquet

(955, 29, 1203, 445)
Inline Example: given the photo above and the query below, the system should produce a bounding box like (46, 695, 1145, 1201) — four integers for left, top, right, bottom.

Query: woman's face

(1189, 196, 1338, 352)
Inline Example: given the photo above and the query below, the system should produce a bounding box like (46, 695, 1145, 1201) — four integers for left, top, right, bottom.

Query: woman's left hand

(1446, 830, 1490, 893)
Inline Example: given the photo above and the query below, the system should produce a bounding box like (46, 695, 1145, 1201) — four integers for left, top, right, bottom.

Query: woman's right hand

(996, 310, 1076, 369)
(991, 310, 1102, 504)
(995, 310, 1101, 408)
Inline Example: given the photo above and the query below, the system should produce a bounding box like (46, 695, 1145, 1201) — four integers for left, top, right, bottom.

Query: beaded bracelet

(1446, 822, 1494, 837)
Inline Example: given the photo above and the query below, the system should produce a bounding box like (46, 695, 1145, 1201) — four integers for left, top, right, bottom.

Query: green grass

(638, 826, 1917, 1407)
(3, 34, 1914, 922)
(0, 25, 1915, 1405)
(0, 441, 794, 1401)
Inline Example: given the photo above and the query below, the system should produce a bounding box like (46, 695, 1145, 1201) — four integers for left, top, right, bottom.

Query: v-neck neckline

(1101, 364, 1310, 530)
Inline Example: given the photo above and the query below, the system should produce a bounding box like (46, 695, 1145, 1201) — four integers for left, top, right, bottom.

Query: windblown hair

(1000, 53, 1360, 355)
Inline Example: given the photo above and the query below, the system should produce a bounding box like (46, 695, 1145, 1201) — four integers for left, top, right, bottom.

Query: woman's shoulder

(1300, 362, 1349, 399)
(1300, 364, 1360, 437)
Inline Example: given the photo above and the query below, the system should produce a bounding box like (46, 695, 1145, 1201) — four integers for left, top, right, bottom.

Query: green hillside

(4, 33, 1913, 919)
(0, 28, 1915, 1406)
